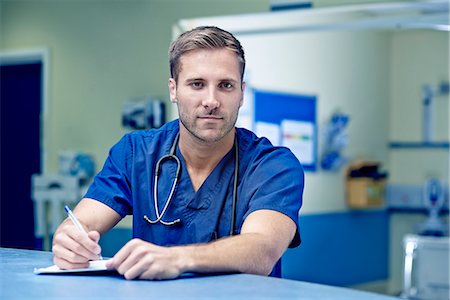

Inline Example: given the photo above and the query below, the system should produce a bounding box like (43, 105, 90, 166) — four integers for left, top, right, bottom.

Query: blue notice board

(254, 89, 317, 172)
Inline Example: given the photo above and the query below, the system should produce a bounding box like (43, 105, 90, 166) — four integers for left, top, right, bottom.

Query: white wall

(389, 31, 449, 144)
(387, 29, 449, 293)
(388, 30, 449, 185)
(241, 30, 390, 214)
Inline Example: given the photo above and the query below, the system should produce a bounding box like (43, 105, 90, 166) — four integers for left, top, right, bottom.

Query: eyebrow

(184, 77, 239, 83)
(185, 78, 204, 82)
(219, 78, 239, 83)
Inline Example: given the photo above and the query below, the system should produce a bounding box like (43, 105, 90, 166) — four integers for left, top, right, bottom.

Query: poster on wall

(253, 89, 317, 172)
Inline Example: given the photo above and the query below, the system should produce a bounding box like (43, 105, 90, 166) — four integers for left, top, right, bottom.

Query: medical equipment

(401, 234, 449, 300)
(416, 178, 448, 236)
(31, 152, 96, 250)
(59, 151, 95, 185)
(144, 133, 182, 226)
(122, 97, 165, 130)
(143, 132, 239, 236)
(422, 81, 449, 143)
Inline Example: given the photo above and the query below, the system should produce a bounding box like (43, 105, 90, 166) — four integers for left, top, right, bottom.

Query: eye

(190, 81, 204, 89)
(220, 82, 234, 90)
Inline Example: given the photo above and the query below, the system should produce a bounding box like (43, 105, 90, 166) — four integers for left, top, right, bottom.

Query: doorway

(0, 50, 48, 249)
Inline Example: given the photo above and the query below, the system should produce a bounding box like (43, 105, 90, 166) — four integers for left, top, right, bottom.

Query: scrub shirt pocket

(184, 196, 218, 243)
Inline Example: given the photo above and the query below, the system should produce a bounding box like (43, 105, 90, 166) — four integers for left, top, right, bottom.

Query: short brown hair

(169, 26, 245, 82)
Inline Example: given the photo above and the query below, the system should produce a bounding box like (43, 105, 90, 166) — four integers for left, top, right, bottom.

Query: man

(52, 26, 304, 280)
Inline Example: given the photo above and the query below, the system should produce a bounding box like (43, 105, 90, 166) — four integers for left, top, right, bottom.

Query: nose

(202, 87, 220, 112)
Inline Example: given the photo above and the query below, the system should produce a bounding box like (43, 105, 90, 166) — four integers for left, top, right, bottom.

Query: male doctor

(52, 26, 304, 280)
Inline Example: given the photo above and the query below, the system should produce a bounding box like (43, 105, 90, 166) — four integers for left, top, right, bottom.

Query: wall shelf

(389, 142, 450, 149)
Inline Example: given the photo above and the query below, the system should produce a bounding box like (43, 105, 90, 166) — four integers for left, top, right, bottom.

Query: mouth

(198, 115, 223, 120)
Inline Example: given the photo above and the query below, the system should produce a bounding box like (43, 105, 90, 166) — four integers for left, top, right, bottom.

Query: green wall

(0, 0, 269, 172)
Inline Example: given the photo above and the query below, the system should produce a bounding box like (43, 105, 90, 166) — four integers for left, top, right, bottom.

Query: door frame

(0, 48, 50, 173)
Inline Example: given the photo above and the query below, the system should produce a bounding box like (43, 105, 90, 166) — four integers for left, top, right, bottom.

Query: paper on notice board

(281, 120, 314, 165)
(255, 122, 281, 146)
(34, 259, 111, 275)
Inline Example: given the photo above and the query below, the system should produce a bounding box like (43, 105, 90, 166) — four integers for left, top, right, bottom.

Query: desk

(0, 248, 399, 299)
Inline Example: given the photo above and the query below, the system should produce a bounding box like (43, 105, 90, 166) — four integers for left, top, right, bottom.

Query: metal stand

(31, 174, 88, 250)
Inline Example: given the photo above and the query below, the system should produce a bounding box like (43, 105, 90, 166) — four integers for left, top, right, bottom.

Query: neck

(178, 125, 235, 191)
(179, 127, 235, 169)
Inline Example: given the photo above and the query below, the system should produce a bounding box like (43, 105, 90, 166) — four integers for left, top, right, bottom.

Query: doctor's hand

(106, 238, 185, 280)
(52, 221, 102, 269)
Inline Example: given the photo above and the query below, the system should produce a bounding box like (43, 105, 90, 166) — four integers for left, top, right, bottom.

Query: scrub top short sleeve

(237, 129, 304, 247)
(243, 149, 303, 224)
(84, 134, 133, 217)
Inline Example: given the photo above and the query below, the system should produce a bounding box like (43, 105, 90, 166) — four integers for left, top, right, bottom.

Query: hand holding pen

(64, 205, 103, 259)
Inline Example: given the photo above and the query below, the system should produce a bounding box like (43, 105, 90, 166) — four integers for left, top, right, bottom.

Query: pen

(64, 205, 102, 260)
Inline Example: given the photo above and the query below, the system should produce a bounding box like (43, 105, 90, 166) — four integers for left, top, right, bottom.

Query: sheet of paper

(34, 259, 111, 274)
(281, 119, 315, 165)
(255, 121, 281, 146)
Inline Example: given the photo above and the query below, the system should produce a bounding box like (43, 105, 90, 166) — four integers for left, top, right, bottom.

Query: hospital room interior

(0, 0, 449, 299)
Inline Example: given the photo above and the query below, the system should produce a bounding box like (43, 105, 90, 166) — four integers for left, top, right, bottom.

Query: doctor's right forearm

(69, 198, 122, 233)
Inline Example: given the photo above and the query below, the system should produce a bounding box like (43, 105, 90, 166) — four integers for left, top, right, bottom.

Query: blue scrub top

(85, 120, 304, 257)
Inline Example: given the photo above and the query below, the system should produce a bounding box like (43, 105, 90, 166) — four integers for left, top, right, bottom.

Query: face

(169, 48, 245, 143)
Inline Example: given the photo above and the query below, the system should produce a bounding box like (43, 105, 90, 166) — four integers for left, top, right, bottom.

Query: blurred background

(0, 0, 449, 299)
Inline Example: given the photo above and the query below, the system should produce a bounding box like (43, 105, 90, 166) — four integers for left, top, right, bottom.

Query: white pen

(64, 205, 102, 260)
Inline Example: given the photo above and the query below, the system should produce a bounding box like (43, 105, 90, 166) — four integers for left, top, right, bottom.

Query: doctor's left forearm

(179, 233, 282, 275)
(178, 210, 296, 276)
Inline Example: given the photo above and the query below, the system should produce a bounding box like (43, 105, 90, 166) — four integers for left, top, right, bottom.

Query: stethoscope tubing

(144, 134, 182, 226)
(145, 155, 181, 226)
(144, 131, 239, 237)
(230, 136, 238, 236)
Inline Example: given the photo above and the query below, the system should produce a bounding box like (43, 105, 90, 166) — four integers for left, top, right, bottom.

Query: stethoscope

(144, 132, 239, 236)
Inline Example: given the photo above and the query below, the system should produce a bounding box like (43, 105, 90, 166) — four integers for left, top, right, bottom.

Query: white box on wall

(386, 184, 449, 210)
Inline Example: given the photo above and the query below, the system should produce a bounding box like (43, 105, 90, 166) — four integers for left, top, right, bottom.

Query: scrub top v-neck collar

(175, 140, 236, 242)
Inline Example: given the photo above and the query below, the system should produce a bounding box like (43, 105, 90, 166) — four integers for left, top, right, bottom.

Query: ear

(168, 78, 177, 103)
(239, 81, 246, 108)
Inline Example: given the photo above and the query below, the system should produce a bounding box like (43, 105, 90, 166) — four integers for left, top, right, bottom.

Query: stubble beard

(178, 107, 240, 144)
